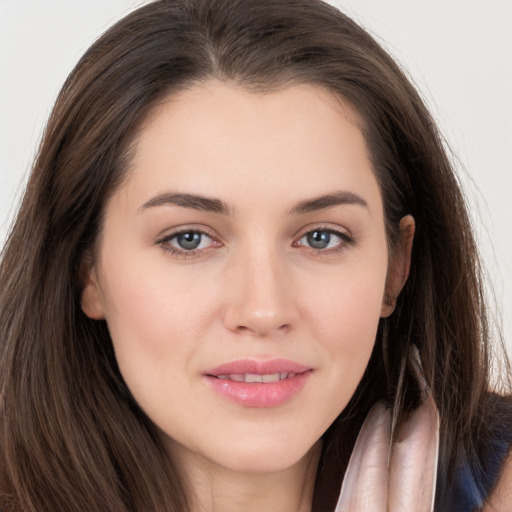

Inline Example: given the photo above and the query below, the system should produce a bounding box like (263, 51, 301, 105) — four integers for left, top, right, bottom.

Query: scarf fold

(335, 348, 440, 512)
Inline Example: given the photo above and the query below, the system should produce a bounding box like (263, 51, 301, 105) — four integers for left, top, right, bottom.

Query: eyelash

(156, 226, 220, 259)
(156, 226, 354, 259)
(293, 227, 354, 255)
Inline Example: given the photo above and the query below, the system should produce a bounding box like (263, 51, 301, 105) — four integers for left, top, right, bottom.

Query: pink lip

(203, 358, 313, 408)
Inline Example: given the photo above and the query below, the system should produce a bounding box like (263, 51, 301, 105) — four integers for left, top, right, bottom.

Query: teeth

(245, 373, 262, 383)
(216, 372, 296, 382)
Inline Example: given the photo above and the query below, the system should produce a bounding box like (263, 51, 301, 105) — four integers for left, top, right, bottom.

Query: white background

(0, 1, 511, 354)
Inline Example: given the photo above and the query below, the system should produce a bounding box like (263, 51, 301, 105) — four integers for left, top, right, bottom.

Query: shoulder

(436, 393, 512, 512)
(482, 449, 512, 511)
(476, 393, 512, 511)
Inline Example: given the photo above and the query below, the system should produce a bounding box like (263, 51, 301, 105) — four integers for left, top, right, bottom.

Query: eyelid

(292, 224, 354, 252)
(156, 223, 218, 241)
(293, 223, 353, 241)
(154, 223, 354, 259)
(155, 225, 222, 258)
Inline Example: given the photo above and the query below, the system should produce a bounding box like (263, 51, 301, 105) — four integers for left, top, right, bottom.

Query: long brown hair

(0, 1, 509, 511)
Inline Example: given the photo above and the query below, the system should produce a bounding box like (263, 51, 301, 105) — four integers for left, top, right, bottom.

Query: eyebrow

(288, 191, 368, 215)
(139, 192, 231, 215)
(139, 190, 368, 216)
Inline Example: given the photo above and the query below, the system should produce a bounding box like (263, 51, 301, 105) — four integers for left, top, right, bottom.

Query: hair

(0, 1, 510, 511)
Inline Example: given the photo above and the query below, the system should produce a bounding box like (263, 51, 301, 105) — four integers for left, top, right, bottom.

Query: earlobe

(381, 215, 415, 318)
(81, 266, 106, 320)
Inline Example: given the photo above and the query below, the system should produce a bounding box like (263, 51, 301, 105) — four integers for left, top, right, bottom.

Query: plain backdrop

(0, 0, 511, 355)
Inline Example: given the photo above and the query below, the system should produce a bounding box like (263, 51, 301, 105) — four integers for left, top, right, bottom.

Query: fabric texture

(332, 392, 512, 512)
(334, 345, 512, 512)
(435, 393, 512, 512)
(335, 362, 440, 512)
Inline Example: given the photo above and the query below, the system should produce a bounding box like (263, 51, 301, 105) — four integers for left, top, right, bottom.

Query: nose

(223, 246, 299, 337)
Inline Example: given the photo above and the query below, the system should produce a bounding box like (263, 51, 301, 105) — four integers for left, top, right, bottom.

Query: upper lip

(204, 358, 311, 377)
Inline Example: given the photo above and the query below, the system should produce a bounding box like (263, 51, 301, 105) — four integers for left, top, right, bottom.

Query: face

(82, 81, 412, 476)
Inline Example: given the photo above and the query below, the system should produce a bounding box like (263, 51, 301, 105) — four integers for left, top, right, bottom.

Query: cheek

(306, 258, 386, 342)
(98, 270, 204, 419)
(98, 253, 225, 390)
(322, 285, 382, 366)
(315, 286, 382, 339)
(302, 257, 387, 401)
(102, 248, 214, 333)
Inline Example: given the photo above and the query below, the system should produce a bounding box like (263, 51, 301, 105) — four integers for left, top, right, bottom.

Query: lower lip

(204, 372, 312, 408)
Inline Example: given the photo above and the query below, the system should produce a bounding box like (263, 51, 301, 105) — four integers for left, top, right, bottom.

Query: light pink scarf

(335, 348, 440, 512)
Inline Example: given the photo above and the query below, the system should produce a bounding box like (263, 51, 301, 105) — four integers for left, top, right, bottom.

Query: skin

(82, 81, 413, 512)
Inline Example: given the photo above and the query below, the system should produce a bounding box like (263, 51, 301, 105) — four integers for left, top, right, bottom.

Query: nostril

(222, 290, 299, 336)
(231, 322, 291, 337)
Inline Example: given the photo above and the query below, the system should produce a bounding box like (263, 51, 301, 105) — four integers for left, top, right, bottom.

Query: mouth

(203, 359, 312, 408)
(211, 372, 299, 383)
(205, 358, 310, 377)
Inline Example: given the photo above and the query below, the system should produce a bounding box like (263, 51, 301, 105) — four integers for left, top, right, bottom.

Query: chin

(206, 436, 321, 475)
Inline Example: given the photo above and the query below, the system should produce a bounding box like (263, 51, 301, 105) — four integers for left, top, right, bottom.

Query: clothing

(335, 394, 439, 512)
(334, 392, 512, 512)
(435, 394, 512, 512)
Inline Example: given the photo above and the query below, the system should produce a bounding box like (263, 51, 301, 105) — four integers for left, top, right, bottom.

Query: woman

(0, 1, 510, 511)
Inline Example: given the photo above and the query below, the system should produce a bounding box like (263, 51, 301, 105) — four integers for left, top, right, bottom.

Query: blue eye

(174, 232, 205, 250)
(306, 230, 332, 249)
(297, 229, 347, 250)
(159, 230, 215, 253)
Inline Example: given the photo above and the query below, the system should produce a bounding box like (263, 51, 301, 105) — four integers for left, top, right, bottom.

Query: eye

(157, 229, 220, 256)
(295, 228, 351, 251)
(171, 231, 211, 250)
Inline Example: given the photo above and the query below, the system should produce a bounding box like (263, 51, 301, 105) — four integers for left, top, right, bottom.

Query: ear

(81, 263, 106, 320)
(381, 215, 415, 318)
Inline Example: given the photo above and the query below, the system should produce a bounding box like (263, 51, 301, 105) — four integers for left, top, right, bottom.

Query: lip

(203, 358, 313, 408)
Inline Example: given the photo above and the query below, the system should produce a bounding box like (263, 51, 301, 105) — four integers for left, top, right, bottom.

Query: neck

(175, 441, 322, 512)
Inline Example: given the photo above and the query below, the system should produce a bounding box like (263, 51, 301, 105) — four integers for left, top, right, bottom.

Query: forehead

(117, 80, 381, 216)
(136, 80, 365, 153)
